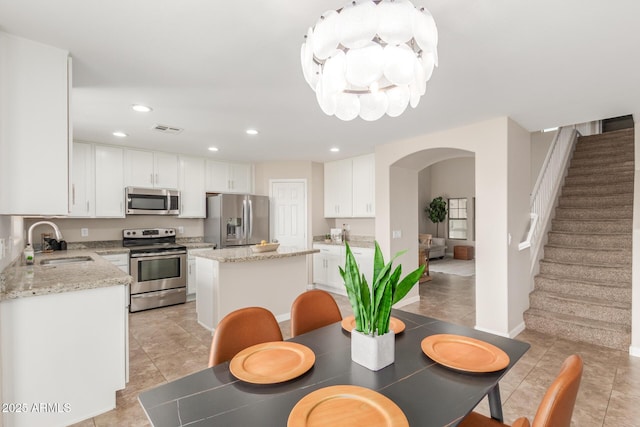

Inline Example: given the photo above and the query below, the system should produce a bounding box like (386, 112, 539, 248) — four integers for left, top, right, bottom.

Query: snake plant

(340, 242, 425, 336)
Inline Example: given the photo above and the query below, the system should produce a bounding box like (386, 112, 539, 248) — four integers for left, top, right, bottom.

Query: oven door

(130, 252, 187, 294)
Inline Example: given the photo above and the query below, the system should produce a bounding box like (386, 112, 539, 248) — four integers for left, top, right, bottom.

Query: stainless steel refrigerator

(204, 194, 269, 248)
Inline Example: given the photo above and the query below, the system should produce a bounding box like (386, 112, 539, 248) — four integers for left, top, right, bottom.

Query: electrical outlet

(392, 230, 402, 239)
(81, 228, 89, 237)
(178, 226, 184, 234)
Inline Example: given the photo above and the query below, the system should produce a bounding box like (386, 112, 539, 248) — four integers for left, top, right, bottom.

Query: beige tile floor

(73, 272, 640, 426)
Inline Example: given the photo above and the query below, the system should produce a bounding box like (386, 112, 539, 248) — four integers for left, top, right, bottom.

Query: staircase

(524, 128, 634, 350)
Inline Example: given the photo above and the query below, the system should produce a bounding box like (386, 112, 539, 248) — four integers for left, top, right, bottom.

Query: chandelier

(301, 0, 438, 121)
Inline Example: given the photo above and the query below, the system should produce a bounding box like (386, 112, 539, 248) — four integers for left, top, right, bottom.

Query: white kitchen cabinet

(350, 246, 374, 285)
(206, 160, 253, 193)
(312, 244, 345, 293)
(1, 285, 127, 427)
(352, 154, 375, 217)
(179, 156, 206, 218)
(188, 253, 196, 296)
(100, 252, 129, 274)
(95, 145, 125, 217)
(70, 142, 95, 217)
(124, 149, 179, 189)
(324, 159, 353, 217)
(0, 33, 71, 216)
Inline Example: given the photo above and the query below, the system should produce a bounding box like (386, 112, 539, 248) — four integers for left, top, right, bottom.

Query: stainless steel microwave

(125, 187, 180, 215)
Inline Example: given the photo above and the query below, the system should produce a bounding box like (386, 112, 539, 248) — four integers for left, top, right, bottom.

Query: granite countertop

(0, 250, 131, 301)
(193, 246, 319, 263)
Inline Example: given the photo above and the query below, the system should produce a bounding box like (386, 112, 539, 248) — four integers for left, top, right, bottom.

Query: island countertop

(192, 246, 319, 263)
(0, 250, 131, 301)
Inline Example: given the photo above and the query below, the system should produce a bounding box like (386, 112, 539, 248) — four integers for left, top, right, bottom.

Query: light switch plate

(392, 230, 402, 239)
(81, 228, 89, 237)
(178, 226, 184, 234)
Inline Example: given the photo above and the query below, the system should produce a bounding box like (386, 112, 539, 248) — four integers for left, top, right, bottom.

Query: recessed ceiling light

(330, 147, 340, 152)
(113, 131, 128, 137)
(131, 104, 153, 113)
(208, 146, 219, 152)
(246, 129, 259, 135)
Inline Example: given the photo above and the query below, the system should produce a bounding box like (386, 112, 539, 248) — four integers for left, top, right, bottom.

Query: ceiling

(1, 0, 639, 163)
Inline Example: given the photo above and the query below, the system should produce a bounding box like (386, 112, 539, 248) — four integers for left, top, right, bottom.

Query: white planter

(351, 329, 395, 371)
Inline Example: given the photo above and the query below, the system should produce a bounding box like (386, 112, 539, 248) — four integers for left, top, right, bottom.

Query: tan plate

(230, 341, 315, 384)
(288, 385, 409, 427)
(250, 243, 280, 253)
(421, 334, 510, 373)
(341, 315, 406, 335)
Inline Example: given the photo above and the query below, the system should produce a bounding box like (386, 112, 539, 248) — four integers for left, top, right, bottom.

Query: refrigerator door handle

(242, 199, 248, 240)
(248, 199, 253, 240)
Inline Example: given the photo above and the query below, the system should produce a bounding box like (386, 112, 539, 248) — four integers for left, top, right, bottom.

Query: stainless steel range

(123, 228, 187, 312)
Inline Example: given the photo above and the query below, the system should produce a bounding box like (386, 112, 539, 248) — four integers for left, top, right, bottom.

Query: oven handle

(131, 288, 185, 298)
(130, 250, 187, 259)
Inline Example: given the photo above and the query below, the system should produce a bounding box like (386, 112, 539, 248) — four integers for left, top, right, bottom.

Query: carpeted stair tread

(551, 219, 632, 233)
(536, 272, 631, 288)
(554, 206, 632, 220)
(524, 308, 630, 350)
(542, 244, 631, 265)
(535, 275, 631, 302)
(561, 182, 633, 196)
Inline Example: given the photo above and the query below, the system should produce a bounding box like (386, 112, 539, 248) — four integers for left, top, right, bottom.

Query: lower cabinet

(0, 285, 127, 427)
(312, 244, 374, 294)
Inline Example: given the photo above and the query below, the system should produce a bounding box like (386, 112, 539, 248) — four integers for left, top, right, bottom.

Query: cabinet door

(205, 160, 230, 192)
(229, 163, 252, 193)
(154, 152, 179, 189)
(0, 34, 70, 215)
(351, 247, 374, 285)
(352, 154, 375, 217)
(179, 156, 206, 218)
(324, 159, 353, 217)
(70, 142, 95, 217)
(313, 252, 328, 285)
(124, 149, 154, 188)
(95, 145, 125, 217)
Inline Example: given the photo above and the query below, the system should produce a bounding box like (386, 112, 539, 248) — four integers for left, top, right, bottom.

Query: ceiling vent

(151, 124, 183, 134)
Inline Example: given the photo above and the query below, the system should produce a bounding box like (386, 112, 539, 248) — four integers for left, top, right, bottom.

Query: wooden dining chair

(458, 354, 583, 427)
(290, 289, 342, 337)
(208, 306, 283, 367)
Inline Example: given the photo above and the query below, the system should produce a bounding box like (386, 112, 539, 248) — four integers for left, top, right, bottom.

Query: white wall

(631, 122, 640, 356)
(375, 117, 531, 337)
(530, 130, 557, 190)
(22, 217, 203, 244)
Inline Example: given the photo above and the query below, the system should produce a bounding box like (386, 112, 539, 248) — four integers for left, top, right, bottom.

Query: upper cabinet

(95, 145, 125, 217)
(324, 154, 375, 218)
(179, 156, 206, 218)
(324, 159, 353, 217)
(124, 149, 178, 189)
(206, 160, 253, 194)
(0, 32, 71, 215)
(352, 154, 375, 217)
(70, 142, 95, 217)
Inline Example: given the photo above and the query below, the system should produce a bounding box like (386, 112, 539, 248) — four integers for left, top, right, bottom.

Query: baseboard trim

(474, 325, 509, 338)
(509, 321, 526, 338)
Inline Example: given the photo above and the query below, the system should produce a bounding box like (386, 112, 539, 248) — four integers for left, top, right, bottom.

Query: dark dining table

(139, 310, 530, 426)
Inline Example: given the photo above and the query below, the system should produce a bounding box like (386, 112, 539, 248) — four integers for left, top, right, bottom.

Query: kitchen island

(0, 250, 130, 427)
(194, 246, 319, 331)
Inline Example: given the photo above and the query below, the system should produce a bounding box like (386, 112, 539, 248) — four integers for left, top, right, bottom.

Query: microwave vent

(152, 124, 183, 134)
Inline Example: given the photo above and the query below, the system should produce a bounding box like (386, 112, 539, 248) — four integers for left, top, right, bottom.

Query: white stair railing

(520, 127, 579, 283)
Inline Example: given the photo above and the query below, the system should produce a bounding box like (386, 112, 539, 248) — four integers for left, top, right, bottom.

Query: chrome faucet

(27, 221, 63, 247)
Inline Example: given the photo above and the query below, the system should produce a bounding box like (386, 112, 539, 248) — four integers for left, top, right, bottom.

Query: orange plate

(288, 385, 409, 427)
(421, 334, 510, 373)
(230, 341, 315, 384)
(340, 315, 406, 334)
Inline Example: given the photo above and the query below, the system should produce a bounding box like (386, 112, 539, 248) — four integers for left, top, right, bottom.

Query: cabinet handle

(155, 173, 159, 184)
(150, 173, 154, 184)
(86, 201, 90, 213)
(72, 184, 75, 205)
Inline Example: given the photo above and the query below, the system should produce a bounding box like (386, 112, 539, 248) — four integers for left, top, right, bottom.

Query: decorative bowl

(250, 243, 280, 253)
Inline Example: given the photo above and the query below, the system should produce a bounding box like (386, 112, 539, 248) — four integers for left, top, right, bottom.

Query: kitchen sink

(39, 256, 94, 265)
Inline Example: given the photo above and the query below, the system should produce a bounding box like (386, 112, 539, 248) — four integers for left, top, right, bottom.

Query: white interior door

(270, 180, 307, 248)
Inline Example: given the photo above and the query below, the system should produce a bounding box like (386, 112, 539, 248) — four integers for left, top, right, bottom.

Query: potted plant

(425, 196, 448, 238)
(340, 242, 425, 370)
